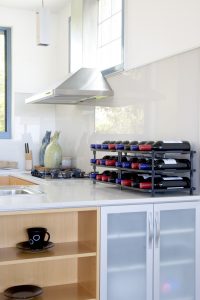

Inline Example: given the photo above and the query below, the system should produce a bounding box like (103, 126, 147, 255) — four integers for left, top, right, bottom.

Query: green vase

(44, 131, 62, 168)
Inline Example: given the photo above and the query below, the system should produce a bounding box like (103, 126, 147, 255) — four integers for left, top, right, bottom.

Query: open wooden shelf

(0, 242, 96, 265)
(0, 283, 96, 300)
(0, 208, 99, 299)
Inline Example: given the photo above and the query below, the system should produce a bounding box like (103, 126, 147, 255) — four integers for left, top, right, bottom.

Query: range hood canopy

(25, 68, 114, 105)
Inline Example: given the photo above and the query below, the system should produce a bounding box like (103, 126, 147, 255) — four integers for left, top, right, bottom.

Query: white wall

(124, 0, 200, 70)
(0, 6, 70, 169)
(0, 93, 55, 169)
(55, 47, 200, 192)
(0, 6, 68, 93)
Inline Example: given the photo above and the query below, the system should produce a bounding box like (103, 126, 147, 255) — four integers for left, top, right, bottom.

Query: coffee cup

(27, 227, 50, 249)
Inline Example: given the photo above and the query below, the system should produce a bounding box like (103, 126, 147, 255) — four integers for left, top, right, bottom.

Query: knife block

(25, 151, 33, 171)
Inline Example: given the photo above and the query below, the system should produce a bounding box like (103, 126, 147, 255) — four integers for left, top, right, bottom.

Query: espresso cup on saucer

(27, 227, 50, 250)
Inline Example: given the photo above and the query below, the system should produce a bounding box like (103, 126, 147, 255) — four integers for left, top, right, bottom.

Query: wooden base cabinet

(100, 202, 200, 300)
(0, 208, 99, 300)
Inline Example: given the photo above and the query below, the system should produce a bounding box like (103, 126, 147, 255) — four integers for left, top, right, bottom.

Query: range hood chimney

(26, 0, 114, 105)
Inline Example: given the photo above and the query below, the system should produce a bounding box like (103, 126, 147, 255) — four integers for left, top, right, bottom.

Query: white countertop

(0, 172, 199, 211)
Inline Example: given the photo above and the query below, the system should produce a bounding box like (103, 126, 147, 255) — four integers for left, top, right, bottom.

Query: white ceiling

(0, 0, 69, 12)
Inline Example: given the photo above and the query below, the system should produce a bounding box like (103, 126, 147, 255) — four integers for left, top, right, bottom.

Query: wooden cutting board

(0, 161, 18, 169)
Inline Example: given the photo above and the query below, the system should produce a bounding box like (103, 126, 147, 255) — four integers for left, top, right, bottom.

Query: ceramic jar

(44, 131, 62, 168)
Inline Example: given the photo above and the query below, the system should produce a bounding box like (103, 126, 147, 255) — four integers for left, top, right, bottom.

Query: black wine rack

(90, 147, 196, 197)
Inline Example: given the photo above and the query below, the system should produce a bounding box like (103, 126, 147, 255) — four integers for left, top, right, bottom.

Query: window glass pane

(99, 0, 111, 23)
(109, 39, 122, 66)
(97, 0, 123, 72)
(112, 0, 122, 14)
(97, 38, 122, 70)
(111, 12, 122, 40)
(97, 44, 111, 70)
(101, 18, 111, 46)
(0, 32, 5, 132)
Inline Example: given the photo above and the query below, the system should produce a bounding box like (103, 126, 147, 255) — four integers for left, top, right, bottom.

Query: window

(0, 27, 11, 139)
(97, 0, 124, 75)
(95, 105, 144, 134)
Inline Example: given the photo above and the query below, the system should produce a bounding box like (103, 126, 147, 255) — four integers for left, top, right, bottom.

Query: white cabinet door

(153, 202, 200, 300)
(101, 204, 153, 300)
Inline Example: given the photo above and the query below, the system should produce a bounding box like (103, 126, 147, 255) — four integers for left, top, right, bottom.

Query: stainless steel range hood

(25, 68, 114, 104)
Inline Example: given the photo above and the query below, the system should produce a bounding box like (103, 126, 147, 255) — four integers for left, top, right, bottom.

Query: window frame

(0, 27, 11, 139)
(98, 0, 124, 76)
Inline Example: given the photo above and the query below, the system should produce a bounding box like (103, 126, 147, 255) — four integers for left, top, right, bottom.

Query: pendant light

(36, 0, 50, 46)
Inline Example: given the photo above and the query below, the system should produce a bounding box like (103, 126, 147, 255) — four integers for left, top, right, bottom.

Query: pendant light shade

(36, 1, 50, 46)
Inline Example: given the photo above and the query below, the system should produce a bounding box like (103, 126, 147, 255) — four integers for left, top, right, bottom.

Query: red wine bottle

(131, 174, 153, 189)
(131, 158, 147, 169)
(139, 141, 155, 151)
(152, 141, 190, 151)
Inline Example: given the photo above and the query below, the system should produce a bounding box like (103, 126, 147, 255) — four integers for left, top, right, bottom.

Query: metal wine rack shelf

(90, 147, 196, 197)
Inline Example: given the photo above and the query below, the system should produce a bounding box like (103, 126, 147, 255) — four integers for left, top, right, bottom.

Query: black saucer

(4, 285, 43, 299)
(16, 241, 54, 253)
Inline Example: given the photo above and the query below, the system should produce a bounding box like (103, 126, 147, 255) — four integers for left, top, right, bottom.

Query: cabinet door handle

(155, 213, 160, 248)
(148, 212, 153, 248)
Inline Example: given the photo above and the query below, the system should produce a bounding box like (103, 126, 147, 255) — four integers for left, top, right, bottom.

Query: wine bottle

(130, 141, 146, 151)
(108, 141, 116, 150)
(154, 158, 190, 169)
(115, 156, 128, 167)
(139, 141, 155, 151)
(100, 155, 111, 165)
(134, 175, 190, 189)
(101, 141, 110, 150)
(152, 141, 191, 151)
(139, 159, 152, 170)
(115, 141, 124, 150)
(154, 176, 190, 189)
(131, 174, 152, 189)
(124, 140, 134, 150)
(131, 158, 146, 169)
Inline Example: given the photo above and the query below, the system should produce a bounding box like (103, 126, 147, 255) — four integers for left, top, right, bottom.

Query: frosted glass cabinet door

(101, 205, 153, 300)
(154, 202, 200, 300)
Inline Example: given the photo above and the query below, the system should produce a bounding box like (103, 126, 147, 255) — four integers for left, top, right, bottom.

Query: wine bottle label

(140, 175, 151, 179)
(167, 187, 184, 189)
(163, 159, 177, 164)
(162, 177, 183, 180)
(163, 141, 182, 143)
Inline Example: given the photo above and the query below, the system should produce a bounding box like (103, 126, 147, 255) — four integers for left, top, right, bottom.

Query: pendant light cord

(42, 0, 44, 8)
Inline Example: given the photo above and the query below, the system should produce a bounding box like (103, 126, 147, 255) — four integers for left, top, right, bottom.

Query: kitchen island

(0, 173, 199, 300)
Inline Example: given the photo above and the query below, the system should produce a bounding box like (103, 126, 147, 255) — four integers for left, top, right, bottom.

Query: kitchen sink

(0, 187, 42, 196)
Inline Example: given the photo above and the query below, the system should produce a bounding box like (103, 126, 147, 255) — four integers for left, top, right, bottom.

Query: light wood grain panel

(0, 176, 9, 185)
(78, 211, 97, 250)
(0, 242, 96, 265)
(0, 176, 36, 186)
(0, 259, 77, 292)
(78, 257, 97, 298)
(0, 212, 78, 247)
(0, 284, 96, 300)
(9, 176, 37, 186)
